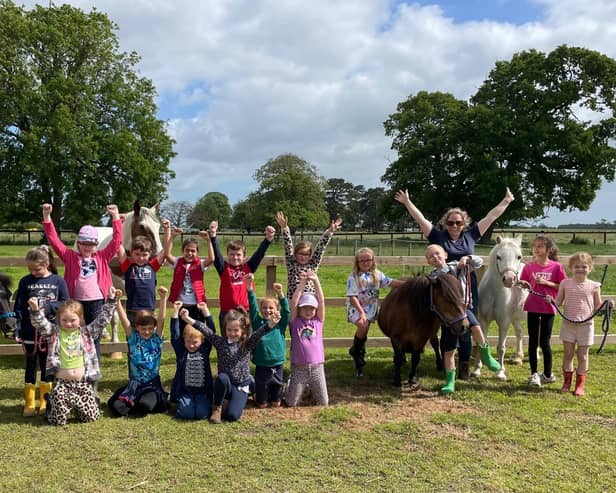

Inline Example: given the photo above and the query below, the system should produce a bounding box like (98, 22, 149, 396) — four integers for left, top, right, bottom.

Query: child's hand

(114, 289, 124, 298)
(328, 217, 343, 233)
(273, 282, 283, 296)
(171, 227, 183, 238)
(275, 211, 288, 229)
(42, 203, 52, 220)
(303, 270, 317, 281)
(172, 301, 183, 316)
(28, 297, 39, 311)
(198, 230, 211, 242)
(179, 308, 190, 320)
(161, 219, 170, 230)
(267, 312, 281, 328)
(503, 187, 514, 204)
(157, 286, 168, 297)
(264, 225, 276, 241)
(106, 204, 120, 220)
(544, 295, 554, 304)
(245, 273, 254, 285)
(108, 286, 119, 299)
(197, 301, 208, 312)
(209, 221, 218, 237)
(516, 280, 531, 290)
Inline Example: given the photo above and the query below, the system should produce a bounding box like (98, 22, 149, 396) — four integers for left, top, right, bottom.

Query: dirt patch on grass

(240, 382, 484, 433)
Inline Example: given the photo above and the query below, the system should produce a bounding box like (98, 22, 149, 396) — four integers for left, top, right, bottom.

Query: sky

(19, 0, 616, 226)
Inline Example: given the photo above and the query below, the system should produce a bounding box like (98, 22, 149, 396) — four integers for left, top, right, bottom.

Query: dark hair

(182, 238, 200, 251)
(135, 310, 157, 327)
(533, 235, 559, 261)
(222, 306, 251, 345)
(227, 240, 246, 256)
(130, 236, 153, 253)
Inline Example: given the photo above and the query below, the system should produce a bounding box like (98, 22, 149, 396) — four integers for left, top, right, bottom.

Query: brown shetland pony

(378, 272, 468, 387)
(0, 272, 16, 339)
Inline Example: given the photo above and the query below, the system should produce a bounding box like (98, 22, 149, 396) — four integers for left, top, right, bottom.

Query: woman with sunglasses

(395, 187, 514, 380)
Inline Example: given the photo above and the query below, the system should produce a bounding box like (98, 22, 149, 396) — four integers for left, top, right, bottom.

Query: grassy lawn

(1, 238, 616, 492)
(1, 345, 616, 492)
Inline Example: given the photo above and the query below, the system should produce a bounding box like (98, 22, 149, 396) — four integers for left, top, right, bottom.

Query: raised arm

(476, 187, 514, 237)
(290, 273, 308, 320)
(99, 205, 123, 262)
(198, 221, 216, 268)
(113, 289, 132, 337)
(166, 227, 183, 265)
(41, 203, 68, 258)
(247, 225, 275, 272)
(394, 190, 433, 237)
(276, 211, 294, 262)
(309, 271, 325, 321)
(156, 219, 172, 264)
(156, 286, 168, 337)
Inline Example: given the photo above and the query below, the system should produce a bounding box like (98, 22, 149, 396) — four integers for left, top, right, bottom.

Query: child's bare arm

(309, 271, 325, 320)
(157, 219, 172, 264)
(114, 290, 132, 337)
(166, 227, 183, 264)
(156, 286, 168, 336)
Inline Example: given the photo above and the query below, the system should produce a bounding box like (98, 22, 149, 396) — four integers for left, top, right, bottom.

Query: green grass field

(2, 238, 616, 492)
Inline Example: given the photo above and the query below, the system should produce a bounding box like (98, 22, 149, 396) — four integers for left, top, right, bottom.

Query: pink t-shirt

(289, 316, 324, 365)
(520, 260, 567, 314)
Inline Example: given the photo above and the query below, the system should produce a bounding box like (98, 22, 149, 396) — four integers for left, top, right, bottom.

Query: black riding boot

(349, 336, 367, 377)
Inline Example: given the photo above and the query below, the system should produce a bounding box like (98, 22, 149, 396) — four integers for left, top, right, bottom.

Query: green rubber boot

(441, 369, 456, 395)
(478, 344, 501, 372)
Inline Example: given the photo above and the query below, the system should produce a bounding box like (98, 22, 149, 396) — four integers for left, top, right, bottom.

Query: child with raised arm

(517, 235, 566, 387)
(210, 220, 276, 328)
(169, 300, 214, 420)
(42, 203, 122, 361)
(276, 211, 342, 300)
(549, 252, 609, 396)
(14, 246, 69, 416)
(285, 270, 328, 407)
(107, 287, 169, 417)
(28, 287, 120, 425)
(165, 224, 214, 335)
(346, 247, 403, 377)
(180, 305, 279, 424)
(117, 219, 171, 326)
(425, 244, 500, 395)
(246, 273, 290, 408)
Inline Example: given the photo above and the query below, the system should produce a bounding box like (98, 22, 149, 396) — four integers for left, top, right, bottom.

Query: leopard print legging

(47, 379, 100, 425)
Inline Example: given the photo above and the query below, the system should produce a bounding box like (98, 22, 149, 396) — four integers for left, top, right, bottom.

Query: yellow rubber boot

(39, 382, 53, 415)
(23, 384, 36, 417)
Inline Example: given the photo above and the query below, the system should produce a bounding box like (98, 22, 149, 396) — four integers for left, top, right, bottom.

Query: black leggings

(24, 343, 51, 384)
(527, 312, 554, 375)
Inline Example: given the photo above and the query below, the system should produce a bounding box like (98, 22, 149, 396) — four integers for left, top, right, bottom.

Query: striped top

(560, 279, 601, 330)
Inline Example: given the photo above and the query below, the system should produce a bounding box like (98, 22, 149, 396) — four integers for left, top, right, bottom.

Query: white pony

(473, 236, 528, 380)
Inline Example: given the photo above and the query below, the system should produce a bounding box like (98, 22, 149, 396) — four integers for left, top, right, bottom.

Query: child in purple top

(285, 270, 328, 407)
(518, 235, 566, 387)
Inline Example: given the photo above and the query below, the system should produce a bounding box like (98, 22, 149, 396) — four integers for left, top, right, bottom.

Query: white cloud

(16, 0, 616, 223)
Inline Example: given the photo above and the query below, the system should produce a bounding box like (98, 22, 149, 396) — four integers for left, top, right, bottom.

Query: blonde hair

(294, 241, 313, 256)
(439, 208, 471, 229)
(183, 325, 205, 341)
(56, 300, 85, 327)
(568, 251, 593, 271)
(26, 245, 58, 274)
(353, 247, 378, 287)
(424, 244, 446, 259)
(259, 296, 281, 314)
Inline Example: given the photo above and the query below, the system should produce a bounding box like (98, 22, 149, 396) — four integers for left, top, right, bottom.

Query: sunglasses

(446, 220, 464, 227)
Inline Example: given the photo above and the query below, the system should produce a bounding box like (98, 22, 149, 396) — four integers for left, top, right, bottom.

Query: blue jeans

(254, 365, 284, 404)
(176, 391, 212, 420)
(213, 372, 249, 422)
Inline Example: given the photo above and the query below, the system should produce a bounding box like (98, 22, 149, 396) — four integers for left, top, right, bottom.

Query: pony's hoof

(496, 369, 507, 380)
(471, 368, 481, 378)
(512, 356, 524, 365)
(408, 377, 420, 390)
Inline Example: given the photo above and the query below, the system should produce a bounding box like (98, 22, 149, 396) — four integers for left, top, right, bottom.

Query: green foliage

(189, 192, 231, 230)
(0, 1, 175, 228)
(231, 153, 330, 231)
(383, 45, 616, 226)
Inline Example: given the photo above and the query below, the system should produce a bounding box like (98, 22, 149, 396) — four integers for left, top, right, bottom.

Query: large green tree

(0, 1, 175, 228)
(383, 45, 616, 226)
(189, 192, 231, 229)
(231, 153, 329, 231)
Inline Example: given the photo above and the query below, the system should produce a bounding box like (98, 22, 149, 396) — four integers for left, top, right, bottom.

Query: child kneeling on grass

(180, 303, 279, 424)
(28, 287, 120, 425)
(285, 270, 329, 407)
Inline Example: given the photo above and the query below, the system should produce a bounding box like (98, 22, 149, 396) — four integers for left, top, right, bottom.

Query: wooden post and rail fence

(1, 255, 615, 356)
